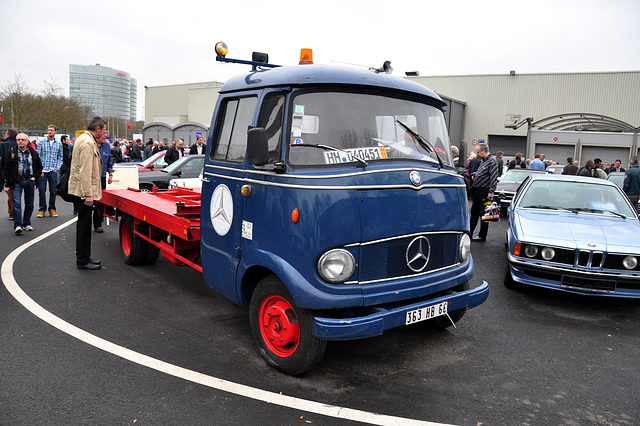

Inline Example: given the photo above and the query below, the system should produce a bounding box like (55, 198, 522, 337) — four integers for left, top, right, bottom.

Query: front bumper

(313, 280, 489, 340)
(507, 253, 640, 299)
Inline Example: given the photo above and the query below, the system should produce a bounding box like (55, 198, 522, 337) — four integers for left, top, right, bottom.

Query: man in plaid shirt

(36, 124, 63, 217)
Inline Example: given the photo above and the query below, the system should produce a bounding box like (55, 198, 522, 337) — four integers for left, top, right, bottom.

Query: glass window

(519, 180, 636, 218)
(212, 97, 258, 163)
(258, 94, 285, 163)
(287, 91, 453, 167)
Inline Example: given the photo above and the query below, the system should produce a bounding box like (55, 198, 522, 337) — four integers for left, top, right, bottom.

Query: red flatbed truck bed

(99, 187, 203, 271)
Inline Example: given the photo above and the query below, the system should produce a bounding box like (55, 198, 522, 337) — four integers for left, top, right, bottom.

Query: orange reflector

(241, 185, 251, 196)
(299, 48, 313, 65)
(513, 242, 522, 256)
(292, 208, 300, 223)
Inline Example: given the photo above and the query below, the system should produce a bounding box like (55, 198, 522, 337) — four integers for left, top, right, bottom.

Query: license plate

(405, 301, 448, 325)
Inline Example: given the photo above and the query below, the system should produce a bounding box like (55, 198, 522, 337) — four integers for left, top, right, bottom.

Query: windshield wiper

(395, 120, 444, 169)
(289, 143, 368, 167)
(523, 205, 570, 211)
(564, 207, 627, 218)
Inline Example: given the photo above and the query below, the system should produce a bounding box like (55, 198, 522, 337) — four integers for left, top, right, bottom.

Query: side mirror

(247, 127, 269, 166)
(458, 141, 467, 169)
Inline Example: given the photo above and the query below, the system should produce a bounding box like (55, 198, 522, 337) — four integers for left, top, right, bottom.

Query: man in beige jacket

(69, 117, 106, 270)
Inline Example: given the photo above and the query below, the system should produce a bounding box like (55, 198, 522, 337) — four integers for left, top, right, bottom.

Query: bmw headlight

(622, 255, 638, 270)
(541, 247, 556, 260)
(460, 234, 471, 262)
(317, 249, 356, 283)
(524, 245, 539, 258)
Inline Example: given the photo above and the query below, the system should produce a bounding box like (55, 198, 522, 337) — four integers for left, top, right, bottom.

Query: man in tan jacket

(69, 117, 106, 270)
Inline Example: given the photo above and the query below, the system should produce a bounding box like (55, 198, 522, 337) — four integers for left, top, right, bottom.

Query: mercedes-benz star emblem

(406, 236, 430, 272)
(210, 184, 233, 236)
(409, 170, 421, 186)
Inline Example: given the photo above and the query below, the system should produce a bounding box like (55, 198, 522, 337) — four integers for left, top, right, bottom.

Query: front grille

(359, 233, 459, 282)
(577, 250, 604, 268)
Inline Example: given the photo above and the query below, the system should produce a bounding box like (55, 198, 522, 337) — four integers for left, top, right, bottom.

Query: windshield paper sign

(324, 147, 388, 164)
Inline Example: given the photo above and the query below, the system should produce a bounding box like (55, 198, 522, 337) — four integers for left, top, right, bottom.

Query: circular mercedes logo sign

(588, 243, 596, 247)
(409, 170, 421, 186)
(406, 236, 431, 272)
(210, 184, 233, 236)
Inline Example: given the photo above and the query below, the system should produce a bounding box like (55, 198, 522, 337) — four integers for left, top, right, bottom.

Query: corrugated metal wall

(407, 71, 640, 144)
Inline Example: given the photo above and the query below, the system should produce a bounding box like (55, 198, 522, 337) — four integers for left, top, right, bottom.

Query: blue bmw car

(505, 174, 640, 298)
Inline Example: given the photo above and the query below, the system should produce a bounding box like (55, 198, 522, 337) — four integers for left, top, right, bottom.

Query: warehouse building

(407, 71, 640, 166)
(143, 70, 640, 165)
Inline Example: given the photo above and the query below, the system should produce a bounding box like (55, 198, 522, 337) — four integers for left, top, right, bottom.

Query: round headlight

(541, 247, 556, 260)
(460, 234, 471, 262)
(622, 255, 638, 270)
(317, 249, 356, 283)
(524, 245, 539, 258)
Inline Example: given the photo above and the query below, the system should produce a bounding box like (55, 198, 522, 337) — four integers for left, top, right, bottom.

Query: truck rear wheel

(119, 215, 146, 265)
(249, 276, 326, 375)
(426, 281, 469, 329)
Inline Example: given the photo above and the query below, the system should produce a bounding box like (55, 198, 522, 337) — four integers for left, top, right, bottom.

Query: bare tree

(1, 75, 89, 135)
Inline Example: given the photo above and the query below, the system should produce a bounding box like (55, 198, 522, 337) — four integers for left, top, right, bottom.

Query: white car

(168, 170, 203, 189)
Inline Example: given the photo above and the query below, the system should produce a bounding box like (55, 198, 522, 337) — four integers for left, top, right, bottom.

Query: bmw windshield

(287, 91, 453, 167)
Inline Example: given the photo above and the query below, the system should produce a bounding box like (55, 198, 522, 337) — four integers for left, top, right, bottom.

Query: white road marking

(1, 218, 449, 426)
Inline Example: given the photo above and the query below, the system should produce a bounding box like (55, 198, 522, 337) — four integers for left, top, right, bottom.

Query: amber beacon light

(215, 41, 229, 58)
(299, 48, 313, 65)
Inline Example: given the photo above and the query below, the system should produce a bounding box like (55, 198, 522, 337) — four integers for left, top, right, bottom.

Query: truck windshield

(287, 91, 453, 167)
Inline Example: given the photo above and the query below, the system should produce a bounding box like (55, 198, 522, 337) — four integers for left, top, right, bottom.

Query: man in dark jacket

(562, 157, 578, 175)
(130, 139, 142, 162)
(578, 160, 594, 177)
(1, 128, 18, 220)
(508, 152, 527, 170)
(3, 133, 43, 233)
(623, 156, 640, 209)
(165, 139, 185, 165)
(189, 135, 207, 155)
(469, 144, 499, 242)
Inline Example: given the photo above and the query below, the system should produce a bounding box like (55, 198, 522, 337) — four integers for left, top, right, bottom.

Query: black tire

(144, 243, 160, 264)
(249, 276, 326, 375)
(426, 281, 469, 329)
(119, 214, 146, 265)
(139, 184, 154, 193)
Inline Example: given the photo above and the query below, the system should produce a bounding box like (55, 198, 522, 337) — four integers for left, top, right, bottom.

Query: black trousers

(93, 177, 107, 229)
(76, 201, 94, 266)
(470, 187, 490, 239)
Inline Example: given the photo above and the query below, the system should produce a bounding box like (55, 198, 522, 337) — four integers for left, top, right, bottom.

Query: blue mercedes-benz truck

(195, 42, 489, 374)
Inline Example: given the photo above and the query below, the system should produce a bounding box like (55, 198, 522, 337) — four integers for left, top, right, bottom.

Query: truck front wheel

(249, 276, 326, 375)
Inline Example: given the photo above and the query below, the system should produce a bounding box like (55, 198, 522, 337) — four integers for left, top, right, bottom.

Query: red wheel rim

(258, 295, 300, 357)
(121, 221, 132, 256)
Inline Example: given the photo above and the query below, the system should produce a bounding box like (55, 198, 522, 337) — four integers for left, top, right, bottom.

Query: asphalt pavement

(1, 197, 639, 425)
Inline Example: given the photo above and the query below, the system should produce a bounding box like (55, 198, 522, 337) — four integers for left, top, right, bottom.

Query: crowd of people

(460, 145, 640, 242)
(1, 128, 208, 238)
(109, 135, 206, 165)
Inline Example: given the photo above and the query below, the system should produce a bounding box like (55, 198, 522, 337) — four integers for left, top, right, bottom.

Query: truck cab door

(201, 95, 258, 303)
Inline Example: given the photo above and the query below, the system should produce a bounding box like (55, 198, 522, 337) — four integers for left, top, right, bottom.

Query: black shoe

(472, 237, 486, 242)
(89, 259, 101, 265)
(77, 263, 101, 270)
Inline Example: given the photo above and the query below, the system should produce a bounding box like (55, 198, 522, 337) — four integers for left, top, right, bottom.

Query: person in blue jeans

(36, 124, 63, 218)
(3, 133, 43, 233)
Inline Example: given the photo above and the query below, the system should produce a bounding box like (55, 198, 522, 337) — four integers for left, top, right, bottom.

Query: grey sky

(2, 0, 639, 119)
